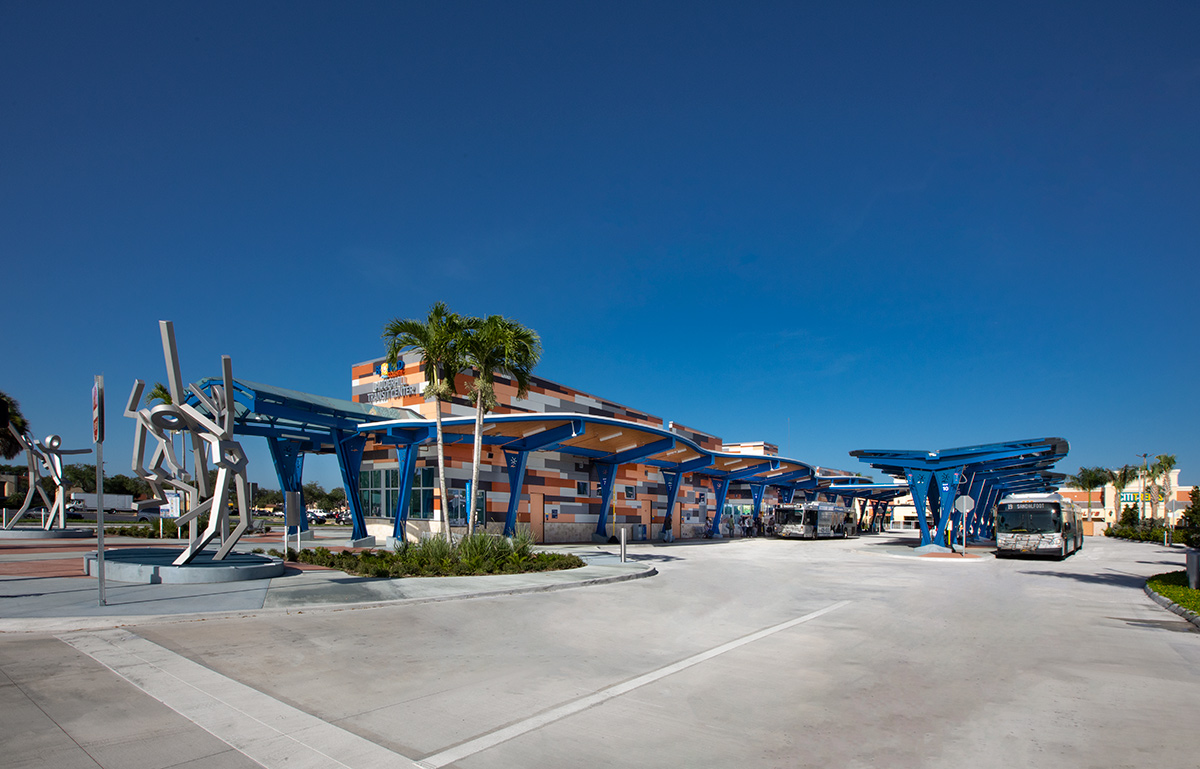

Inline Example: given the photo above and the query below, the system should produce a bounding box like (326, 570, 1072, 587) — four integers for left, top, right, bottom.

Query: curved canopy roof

(359, 412, 816, 485)
(187, 377, 419, 452)
(850, 438, 1069, 496)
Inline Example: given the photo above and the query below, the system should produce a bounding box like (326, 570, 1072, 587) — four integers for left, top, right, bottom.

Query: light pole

(1135, 453, 1150, 525)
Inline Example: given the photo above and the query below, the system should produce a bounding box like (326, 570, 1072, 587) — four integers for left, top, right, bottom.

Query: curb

(0, 563, 657, 634)
(1143, 583, 1200, 631)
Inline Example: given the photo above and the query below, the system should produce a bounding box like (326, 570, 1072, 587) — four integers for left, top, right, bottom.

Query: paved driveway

(2, 533, 1197, 768)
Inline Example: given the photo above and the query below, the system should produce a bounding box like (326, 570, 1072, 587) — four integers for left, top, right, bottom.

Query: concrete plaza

(2, 532, 1198, 768)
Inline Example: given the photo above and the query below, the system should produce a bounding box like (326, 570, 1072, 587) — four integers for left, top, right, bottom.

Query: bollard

(620, 526, 627, 563)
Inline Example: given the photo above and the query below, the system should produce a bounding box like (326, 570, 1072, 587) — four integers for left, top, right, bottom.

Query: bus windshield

(996, 506, 1061, 534)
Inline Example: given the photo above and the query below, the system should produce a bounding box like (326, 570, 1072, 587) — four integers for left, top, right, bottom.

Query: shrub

(289, 529, 584, 578)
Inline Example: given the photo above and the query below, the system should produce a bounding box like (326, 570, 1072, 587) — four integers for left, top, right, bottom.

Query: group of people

(735, 510, 775, 538)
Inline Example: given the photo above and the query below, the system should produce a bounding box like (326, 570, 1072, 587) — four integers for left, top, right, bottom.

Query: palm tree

(1107, 465, 1139, 524)
(1151, 454, 1178, 524)
(0, 390, 29, 460)
(144, 382, 172, 406)
(1067, 467, 1108, 519)
(461, 315, 542, 535)
(383, 302, 467, 542)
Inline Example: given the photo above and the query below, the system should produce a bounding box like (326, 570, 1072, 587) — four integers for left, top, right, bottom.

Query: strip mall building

(349, 354, 855, 543)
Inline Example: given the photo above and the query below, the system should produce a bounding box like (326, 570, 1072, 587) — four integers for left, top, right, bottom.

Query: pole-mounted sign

(94, 375, 107, 606)
(92, 379, 104, 443)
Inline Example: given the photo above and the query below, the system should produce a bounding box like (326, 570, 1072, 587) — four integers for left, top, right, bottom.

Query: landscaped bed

(1146, 571, 1200, 615)
(264, 530, 585, 578)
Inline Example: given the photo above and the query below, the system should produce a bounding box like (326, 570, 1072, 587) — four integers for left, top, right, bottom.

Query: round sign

(953, 495, 975, 513)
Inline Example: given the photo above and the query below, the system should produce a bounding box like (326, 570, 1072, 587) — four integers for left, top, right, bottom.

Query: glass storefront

(359, 466, 436, 519)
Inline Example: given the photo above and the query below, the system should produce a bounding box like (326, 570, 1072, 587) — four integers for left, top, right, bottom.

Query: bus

(774, 502, 856, 539)
(995, 492, 1083, 558)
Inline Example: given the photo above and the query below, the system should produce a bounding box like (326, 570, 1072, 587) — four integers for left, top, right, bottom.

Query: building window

(359, 466, 435, 519)
(576, 480, 590, 496)
(410, 467, 435, 519)
(624, 485, 636, 500)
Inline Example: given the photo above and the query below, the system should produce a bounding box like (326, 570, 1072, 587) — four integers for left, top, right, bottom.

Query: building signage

(1121, 491, 1164, 504)
(366, 378, 421, 403)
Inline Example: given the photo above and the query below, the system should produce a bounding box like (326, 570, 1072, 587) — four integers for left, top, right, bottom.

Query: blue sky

(3, 1, 1197, 491)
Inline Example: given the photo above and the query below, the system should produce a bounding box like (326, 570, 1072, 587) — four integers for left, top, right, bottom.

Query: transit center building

(349, 353, 858, 543)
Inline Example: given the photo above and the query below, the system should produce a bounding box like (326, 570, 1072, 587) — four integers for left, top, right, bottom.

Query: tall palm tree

(461, 315, 542, 535)
(1067, 467, 1108, 518)
(1151, 454, 1178, 524)
(383, 302, 467, 542)
(1107, 464, 1139, 524)
(144, 382, 172, 406)
(0, 390, 29, 460)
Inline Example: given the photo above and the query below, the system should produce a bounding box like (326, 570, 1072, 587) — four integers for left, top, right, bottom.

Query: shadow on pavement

(1108, 616, 1197, 633)
(1018, 569, 1151, 589)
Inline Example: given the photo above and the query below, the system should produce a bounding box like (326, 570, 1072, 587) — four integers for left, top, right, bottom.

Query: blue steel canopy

(359, 412, 816, 539)
(185, 378, 418, 541)
(850, 438, 1069, 547)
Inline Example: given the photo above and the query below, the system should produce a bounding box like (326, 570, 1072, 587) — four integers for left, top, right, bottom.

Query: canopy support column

(334, 429, 369, 543)
(268, 438, 308, 536)
(708, 477, 731, 538)
(750, 484, 766, 523)
(391, 443, 420, 541)
(503, 449, 529, 537)
(932, 467, 964, 548)
(904, 469, 934, 546)
(659, 470, 682, 542)
(592, 462, 618, 541)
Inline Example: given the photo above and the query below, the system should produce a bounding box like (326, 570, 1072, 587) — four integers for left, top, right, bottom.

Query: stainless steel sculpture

(126, 321, 253, 565)
(3, 425, 90, 530)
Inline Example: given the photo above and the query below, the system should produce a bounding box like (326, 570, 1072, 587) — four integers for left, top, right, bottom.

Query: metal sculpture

(126, 321, 253, 565)
(3, 425, 90, 530)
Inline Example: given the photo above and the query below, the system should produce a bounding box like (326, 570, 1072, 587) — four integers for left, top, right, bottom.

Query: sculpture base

(0, 527, 91, 539)
(83, 547, 284, 584)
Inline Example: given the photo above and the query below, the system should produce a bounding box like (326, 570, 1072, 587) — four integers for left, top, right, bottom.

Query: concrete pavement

(3, 531, 1199, 768)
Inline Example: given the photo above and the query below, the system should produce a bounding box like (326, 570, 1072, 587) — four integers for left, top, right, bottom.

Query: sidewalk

(0, 534, 657, 633)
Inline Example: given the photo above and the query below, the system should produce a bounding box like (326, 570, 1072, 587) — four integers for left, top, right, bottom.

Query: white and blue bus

(775, 501, 855, 539)
(995, 492, 1083, 558)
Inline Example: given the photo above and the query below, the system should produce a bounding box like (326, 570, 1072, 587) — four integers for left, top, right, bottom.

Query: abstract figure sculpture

(3, 426, 90, 530)
(126, 321, 253, 565)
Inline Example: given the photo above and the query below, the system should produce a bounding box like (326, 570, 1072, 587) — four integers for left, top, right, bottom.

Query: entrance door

(530, 492, 544, 543)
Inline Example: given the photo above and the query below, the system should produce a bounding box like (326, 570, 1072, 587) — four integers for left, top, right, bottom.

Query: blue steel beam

(659, 470, 683, 542)
(904, 469, 934, 546)
(708, 477, 731, 538)
(267, 438, 308, 535)
(503, 449, 530, 537)
(607, 437, 676, 467)
(593, 462, 619, 539)
(333, 429, 368, 541)
(501, 421, 584, 454)
(392, 442, 420, 540)
(749, 484, 766, 522)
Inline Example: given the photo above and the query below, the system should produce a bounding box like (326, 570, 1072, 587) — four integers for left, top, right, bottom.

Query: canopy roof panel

(851, 437, 1069, 495)
(360, 412, 815, 482)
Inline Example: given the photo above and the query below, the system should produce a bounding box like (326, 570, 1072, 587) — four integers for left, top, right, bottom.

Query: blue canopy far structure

(850, 438, 1069, 549)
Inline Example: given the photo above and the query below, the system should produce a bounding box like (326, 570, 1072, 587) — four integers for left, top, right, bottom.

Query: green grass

(1146, 571, 1200, 614)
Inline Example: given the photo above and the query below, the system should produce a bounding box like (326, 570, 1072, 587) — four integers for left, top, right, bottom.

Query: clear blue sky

(3, 1, 1197, 491)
